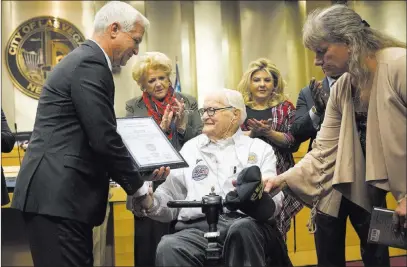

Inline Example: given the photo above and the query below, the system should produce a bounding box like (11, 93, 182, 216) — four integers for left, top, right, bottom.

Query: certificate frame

(116, 116, 189, 172)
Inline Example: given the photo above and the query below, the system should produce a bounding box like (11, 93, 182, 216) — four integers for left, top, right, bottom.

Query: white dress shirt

(127, 129, 285, 222)
(89, 39, 112, 72)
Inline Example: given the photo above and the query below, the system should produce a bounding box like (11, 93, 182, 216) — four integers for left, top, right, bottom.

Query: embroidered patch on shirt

(192, 165, 209, 181)
(248, 152, 258, 164)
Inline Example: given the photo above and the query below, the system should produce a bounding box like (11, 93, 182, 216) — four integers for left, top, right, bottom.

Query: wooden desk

(2, 187, 132, 267)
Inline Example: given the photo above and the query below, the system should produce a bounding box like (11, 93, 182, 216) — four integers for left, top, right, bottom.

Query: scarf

(142, 86, 177, 140)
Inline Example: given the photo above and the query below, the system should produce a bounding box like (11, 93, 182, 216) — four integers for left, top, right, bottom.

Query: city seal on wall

(5, 16, 86, 99)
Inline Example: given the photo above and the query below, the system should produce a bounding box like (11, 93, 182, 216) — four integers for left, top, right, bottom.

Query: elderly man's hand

(140, 167, 170, 181)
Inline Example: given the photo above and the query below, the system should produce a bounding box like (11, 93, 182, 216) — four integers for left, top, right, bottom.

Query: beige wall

(1, 1, 406, 131)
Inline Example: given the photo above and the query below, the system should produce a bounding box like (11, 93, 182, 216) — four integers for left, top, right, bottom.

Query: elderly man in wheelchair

(128, 88, 292, 267)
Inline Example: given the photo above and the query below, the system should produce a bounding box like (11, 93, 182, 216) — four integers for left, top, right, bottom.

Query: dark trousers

(314, 190, 390, 267)
(134, 216, 171, 266)
(23, 212, 94, 267)
(155, 216, 292, 267)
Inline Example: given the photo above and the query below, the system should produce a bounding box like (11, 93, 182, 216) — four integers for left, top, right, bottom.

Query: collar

(198, 128, 245, 148)
(327, 76, 336, 88)
(89, 39, 112, 72)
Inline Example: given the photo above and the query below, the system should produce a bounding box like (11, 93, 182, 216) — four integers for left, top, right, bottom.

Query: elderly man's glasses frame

(198, 106, 233, 117)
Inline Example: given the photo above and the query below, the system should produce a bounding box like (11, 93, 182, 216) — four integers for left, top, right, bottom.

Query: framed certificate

(116, 116, 189, 172)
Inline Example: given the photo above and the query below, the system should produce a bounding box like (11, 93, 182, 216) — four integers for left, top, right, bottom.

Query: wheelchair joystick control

(167, 186, 224, 265)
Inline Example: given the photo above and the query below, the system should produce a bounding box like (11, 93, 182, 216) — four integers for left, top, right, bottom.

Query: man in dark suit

(1, 109, 16, 206)
(290, 76, 333, 152)
(11, 2, 169, 266)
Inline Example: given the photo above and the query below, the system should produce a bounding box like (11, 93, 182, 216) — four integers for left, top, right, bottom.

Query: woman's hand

(247, 118, 272, 136)
(263, 176, 285, 193)
(393, 196, 407, 233)
(174, 98, 188, 133)
(160, 105, 174, 133)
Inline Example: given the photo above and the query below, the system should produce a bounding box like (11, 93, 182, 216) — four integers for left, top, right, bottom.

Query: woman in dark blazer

(1, 109, 16, 206)
(125, 51, 202, 266)
(126, 52, 202, 152)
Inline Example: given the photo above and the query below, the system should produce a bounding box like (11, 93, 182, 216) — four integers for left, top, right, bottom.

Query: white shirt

(127, 129, 285, 222)
(309, 76, 336, 129)
(89, 39, 112, 72)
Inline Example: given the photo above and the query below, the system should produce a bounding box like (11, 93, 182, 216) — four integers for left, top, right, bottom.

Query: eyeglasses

(122, 31, 140, 48)
(198, 106, 233, 117)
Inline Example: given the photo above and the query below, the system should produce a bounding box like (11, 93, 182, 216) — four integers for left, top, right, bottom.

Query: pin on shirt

(248, 152, 258, 164)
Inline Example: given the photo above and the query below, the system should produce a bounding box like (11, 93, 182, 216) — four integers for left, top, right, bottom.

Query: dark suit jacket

(291, 77, 330, 152)
(11, 40, 144, 226)
(1, 109, 15, 206)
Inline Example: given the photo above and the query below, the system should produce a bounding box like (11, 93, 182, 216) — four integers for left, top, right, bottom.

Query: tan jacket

(281, 47, 406, 220)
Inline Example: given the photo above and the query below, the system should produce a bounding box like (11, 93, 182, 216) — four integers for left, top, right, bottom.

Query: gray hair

(205, 88, 247, 125)
(303, 4, 406, 102)
(93, 1, 150, 34)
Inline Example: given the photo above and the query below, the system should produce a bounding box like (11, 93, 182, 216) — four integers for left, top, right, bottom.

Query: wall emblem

(5, 16, 86, 99)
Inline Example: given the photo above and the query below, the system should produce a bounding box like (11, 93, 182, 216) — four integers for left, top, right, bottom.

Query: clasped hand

(246, 118, 272, 138)
(160, 98, 187, 133)
(309, 77, 329, 115)
(132, 185, 154, 217)
(132, 166, 170, 217)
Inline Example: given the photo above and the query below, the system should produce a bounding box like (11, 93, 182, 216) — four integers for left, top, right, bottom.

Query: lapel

(83, 40, 115, 102)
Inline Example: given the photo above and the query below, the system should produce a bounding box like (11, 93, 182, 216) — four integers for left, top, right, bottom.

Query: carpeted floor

(301, 256, 407, 267)
(346, 256, 407, 267)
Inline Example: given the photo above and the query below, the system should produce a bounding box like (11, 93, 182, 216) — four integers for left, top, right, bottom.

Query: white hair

(204, 88, 247, 125)
(93, 1, 150, 34)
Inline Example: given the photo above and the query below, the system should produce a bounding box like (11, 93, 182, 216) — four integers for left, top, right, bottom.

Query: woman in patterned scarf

(237, 58, 303, 242)
(126, 51, 202, 151)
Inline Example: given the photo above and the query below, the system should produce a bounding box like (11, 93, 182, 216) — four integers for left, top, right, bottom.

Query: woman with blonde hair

(237, 58, 303, 240)
(125, 51, 202, 266)
(126, 51, 202, 150)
